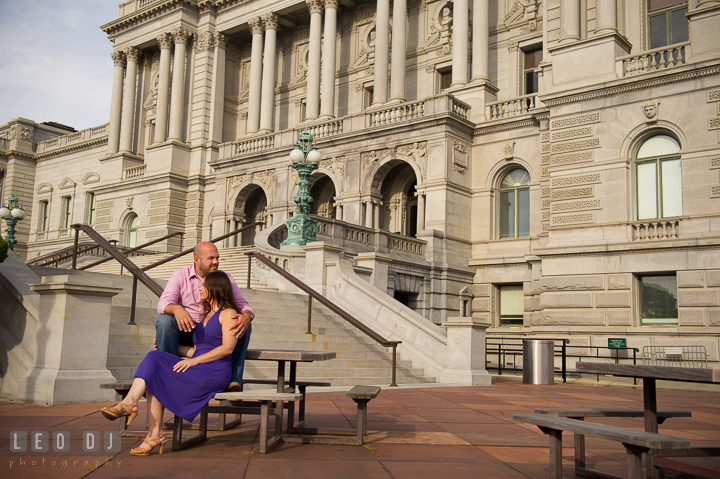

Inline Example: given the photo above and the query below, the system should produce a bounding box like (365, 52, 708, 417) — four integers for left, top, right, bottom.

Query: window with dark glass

(440, 69, 453, 90)
(636, 135, 682, 220)
(87, 192, 96, 224)
(499, 168, 530, 239)
(38, 200, 49, 232)
(639, 275, 678, 325)
(60, 196, 72, 228)
(523, 47, 543, 95)
(499, 284, 524, 326)
(648, 0, 688, 49)
(126, 214, 139, 248)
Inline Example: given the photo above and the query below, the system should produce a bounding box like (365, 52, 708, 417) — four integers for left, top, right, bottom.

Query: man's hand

(169, 305, 195, 333)
(173, 357, 199, 373)
(229, 312, 252, 339)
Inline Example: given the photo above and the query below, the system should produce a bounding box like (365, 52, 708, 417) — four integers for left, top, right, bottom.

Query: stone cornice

(474, 117, 539, 136)
(35, 138, 108, 161)
(540, 61, 720, 108)
(101, 0, 200, 37)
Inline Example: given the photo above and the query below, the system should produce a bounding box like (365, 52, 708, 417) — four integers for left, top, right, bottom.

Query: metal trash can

(522, 339, 555, 385)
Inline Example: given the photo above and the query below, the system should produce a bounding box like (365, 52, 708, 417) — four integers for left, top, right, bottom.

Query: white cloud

(0, 0, 118, 130)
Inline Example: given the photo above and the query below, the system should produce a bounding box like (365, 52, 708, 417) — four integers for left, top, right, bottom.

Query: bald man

(156, 242, 253, 391)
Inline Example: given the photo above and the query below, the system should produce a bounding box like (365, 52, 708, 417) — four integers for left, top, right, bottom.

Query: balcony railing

(630, 219, 680, 241)
(123, 164, 146, 180)
(486, 94, 541, 120)
(618, 42, 689, 77)
(36, 123, 110, 154)
(366, 99, 426, 127)
(233, 134, 275, 155)
(302, 118, 344, 139)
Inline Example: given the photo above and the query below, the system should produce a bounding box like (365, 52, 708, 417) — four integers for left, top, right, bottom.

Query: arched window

(498, 168, 530, 239)
(126, 214, 139, 247)
(636, 134, 682, 220)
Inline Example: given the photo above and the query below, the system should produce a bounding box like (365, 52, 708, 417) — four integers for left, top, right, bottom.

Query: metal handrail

(70, 224, 164, 296)
(27, 242, 113, 267)
(69, 222, 261, 325)
(246, 251, 401, 387)
(79, 231, 184, 271)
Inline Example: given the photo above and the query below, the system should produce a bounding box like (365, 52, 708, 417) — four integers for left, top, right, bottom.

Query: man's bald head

(193, 242, 220, 277)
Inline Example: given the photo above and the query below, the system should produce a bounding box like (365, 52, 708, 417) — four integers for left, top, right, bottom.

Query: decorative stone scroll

(226, 170, 275, 207)
(551, 187, 594, 201)
(319, 156, 346, 187)
(551, 112, 601, 130)
(709, 118, 720, 130)
(541, 132, 550, 143)
(710, 157, 720, 169)
(551, 151, 593, 167)
(552, 213, 594, 225)
(551, 127, 592, 142)
(453, 141, 469, 173)
(551, 199, 601, 213)
(551, 173, 601, 188)
(551, 138, 600, 154)
(707, 89, 720, 102)
(712, 185, 720, 198)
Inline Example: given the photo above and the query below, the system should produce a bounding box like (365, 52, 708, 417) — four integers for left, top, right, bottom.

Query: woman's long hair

(202, 271, 236, 316)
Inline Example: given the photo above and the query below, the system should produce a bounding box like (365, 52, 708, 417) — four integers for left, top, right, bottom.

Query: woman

(100, 271, 240, 456)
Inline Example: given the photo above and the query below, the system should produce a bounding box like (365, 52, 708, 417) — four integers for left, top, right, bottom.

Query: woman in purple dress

(100, 271, 240, 456)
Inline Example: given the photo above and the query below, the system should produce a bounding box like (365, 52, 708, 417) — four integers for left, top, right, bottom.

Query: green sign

(608, 338, 626, 348)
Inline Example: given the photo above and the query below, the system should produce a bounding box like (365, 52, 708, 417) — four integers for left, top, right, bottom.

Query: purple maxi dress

(134, 309, 231, 422)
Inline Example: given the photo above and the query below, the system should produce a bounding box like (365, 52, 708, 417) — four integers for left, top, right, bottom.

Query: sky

(0, 0, 119, 131)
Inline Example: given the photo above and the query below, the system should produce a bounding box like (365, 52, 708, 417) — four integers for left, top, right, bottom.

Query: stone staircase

(85, 245, 258, 286)
(106, 273, 435, 387)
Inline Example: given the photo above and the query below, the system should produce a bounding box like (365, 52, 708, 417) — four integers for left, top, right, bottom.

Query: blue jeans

(155, 314, 252, 385)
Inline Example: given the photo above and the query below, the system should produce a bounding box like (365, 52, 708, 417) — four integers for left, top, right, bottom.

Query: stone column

(452, 0, 469, 86)
(306, 0, 324, 120)
(247, 18, 264, 134)
(373, 202, 380, 229)
(260, 13, 279, 133)
(364, 200, 373, 228)
(119, 47, 140, 153)
(372, 0, 390, 105)
(416, 193, 425, 231)
(560, 0, 581, 42)
(440, 317, 492, 385)
(471, 0, 489, 81)
(389, 0, 407, 102)
(168, 29, 190, 141)
(154, 33, 173, 143)
(335, 203, 343, 220)
(17, 275, 122, 405)
(595, 0, 617, 35)
(107, 51, 125, 154)
(319, 0, 339, 119)
(209, 33, 228, 144)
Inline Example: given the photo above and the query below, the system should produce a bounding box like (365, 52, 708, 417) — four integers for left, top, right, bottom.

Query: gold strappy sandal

(130, 433, 167, 456)
(100, 402, 139, 426)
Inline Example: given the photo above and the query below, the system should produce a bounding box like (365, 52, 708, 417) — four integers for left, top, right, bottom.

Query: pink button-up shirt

(157, 264, 254, 324)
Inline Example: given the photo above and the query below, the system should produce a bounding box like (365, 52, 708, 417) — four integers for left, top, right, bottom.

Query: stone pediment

(58, 177, 76, 190)
(82, 172, 100, 184)
(36, 183, 53, 194)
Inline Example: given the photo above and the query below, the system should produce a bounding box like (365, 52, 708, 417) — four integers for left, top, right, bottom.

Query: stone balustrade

(486, 94, 540, 120)
(0, 138, 9, 151)
(387, 233, 425, 255)
(117, 0, 160, 16)
(303, 118, 344, 139)
(233, 133, 275, 156)
(123, 164, 146, 180)
(450, 97, 471, 120)
(619, 42, 689, 77)
(631, 219, 680, 241)
(35, 123, 110, 153)
(366, 100, 426, 128)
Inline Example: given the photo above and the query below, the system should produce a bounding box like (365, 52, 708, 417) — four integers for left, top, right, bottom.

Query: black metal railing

(69, 223, 261, 325)
(245, 251, 401, 387)
(486, 336, 639, 384)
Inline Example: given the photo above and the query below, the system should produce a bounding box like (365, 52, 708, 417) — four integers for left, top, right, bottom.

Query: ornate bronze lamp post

(282, 128, 321, 246)
(0, 192, 26, 250)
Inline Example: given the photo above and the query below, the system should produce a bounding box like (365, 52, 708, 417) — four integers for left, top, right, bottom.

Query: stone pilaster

(372, 0, 390, 105)
(247, 17, 264, 133)
(319, 0, 339, 119)
(306, 0, 324, 120)
(107, 51, 125, 154)
(154, 33, 173, 143)
(168, 29, 190, 141)
(119, 47, 140, 153)
(260, 13, 279, 132)
(389, 0, 407, 102)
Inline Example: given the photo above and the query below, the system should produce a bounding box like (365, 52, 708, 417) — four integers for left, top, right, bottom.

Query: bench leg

(171, 406, 209, 451)
(258, 400, 285, 454)
(574, 433, 586, 473)
(624, 444, 648, 479)
(539, 427, 563, 479)
(354, 399, 370, 445)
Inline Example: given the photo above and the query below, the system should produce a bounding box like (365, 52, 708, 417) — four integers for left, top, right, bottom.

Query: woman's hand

(173, 357, 199, 373)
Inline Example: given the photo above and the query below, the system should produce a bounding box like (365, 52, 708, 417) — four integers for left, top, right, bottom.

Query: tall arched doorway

(232, 185, 268, 247)
(309, 174, 336, 219)
(379, 162, 418, 236)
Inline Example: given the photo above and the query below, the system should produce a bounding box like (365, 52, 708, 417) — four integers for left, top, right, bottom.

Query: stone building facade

(1, 0, 719, 358)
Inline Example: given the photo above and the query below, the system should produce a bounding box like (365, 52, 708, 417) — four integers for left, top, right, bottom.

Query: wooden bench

(514, 414, 691, 479)
(535, 408, 692, 477)
(284, 385, 381, 446)
(173, 390, 303, 454)
(100, 382, 146, 437)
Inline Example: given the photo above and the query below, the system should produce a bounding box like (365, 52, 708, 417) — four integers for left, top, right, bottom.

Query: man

(156, 242, 253, 391)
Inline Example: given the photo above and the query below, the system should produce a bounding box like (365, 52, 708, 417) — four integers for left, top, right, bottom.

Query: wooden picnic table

(575, 362, 720, 478)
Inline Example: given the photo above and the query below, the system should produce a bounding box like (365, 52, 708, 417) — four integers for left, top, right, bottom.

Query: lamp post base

(282, 214, 320, 246)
